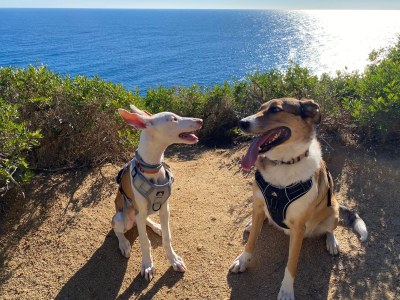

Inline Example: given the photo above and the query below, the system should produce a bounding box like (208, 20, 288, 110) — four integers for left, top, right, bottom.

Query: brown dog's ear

(118, 108, 149, 129)
(300, 99, 321, 124)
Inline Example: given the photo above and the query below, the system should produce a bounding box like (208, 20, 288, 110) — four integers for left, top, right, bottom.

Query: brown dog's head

(239, 98, 321, 170)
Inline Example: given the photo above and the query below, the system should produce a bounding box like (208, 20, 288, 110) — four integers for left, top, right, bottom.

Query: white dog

(111, 105, 203, 280)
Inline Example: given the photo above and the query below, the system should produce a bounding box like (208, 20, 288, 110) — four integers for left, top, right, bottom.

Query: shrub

(1, 37, 399, 187)
(343, 38, 400, 141)
(0, 66, 143, 169)
(0, 99, 41, 196)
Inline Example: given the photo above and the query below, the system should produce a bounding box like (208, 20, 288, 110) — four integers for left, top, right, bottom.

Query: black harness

(255, 166, 333, 229)
(255, 171, 313, 229)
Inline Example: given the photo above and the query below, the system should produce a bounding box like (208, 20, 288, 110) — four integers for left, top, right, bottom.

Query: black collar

(270, 150, 309, 165)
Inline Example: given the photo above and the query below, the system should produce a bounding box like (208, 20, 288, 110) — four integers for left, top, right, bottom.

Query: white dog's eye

(172, 116, 178, 122)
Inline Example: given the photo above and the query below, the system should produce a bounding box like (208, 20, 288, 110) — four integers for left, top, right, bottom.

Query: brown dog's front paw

(229, 252, 252, 273)
(278, 268, 295, 300)
(278, 288, 295, 300)
(326, 232, 339, 256)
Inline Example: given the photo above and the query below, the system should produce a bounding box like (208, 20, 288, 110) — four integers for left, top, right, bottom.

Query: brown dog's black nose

(239, 120, 250, 130)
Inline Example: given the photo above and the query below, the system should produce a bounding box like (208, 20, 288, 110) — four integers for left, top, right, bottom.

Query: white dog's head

(118, 105, 203, 145)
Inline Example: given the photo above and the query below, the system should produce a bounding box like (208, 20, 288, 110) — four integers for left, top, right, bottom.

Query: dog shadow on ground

(55, 227, 176, 299)
(227, 224, 335, 300)
(55, 230, 129, 300)
(116, 268, 184, 300)
(325, 144, 400, 299)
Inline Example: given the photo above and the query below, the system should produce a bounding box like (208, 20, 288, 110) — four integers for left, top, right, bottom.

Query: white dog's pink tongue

(241, 135, 266, 171)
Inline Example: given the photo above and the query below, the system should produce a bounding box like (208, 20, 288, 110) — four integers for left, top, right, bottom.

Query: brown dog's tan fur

(230, 98, 366, 300)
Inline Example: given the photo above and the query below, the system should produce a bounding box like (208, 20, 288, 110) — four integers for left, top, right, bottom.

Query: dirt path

(0, 143, 399, 299)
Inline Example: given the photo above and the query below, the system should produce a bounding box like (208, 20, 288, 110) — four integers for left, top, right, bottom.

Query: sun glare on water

(298, 10, 400, 74)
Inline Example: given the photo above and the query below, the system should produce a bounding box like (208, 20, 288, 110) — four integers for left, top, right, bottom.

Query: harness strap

(325, 165, 333, 207)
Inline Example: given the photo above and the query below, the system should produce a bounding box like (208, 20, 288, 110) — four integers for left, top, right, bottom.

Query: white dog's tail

(339, 205, 368, 242)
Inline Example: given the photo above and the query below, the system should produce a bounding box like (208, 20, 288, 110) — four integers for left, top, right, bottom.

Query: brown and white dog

(229, 98, 367, 300)
(112, 105, 203, 281)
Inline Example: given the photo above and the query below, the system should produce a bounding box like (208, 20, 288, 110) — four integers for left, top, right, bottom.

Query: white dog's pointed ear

(118, 108, 149, 129)
(130, 105, 153, 117)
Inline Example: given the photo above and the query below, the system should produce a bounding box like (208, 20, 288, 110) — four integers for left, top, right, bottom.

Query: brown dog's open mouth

(178, 132, 199, 142)
(242, 127, 291, 171)
(258, 127, 291, 153)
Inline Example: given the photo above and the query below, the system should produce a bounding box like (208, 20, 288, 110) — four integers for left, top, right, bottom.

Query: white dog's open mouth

(178, 132, 199, 142)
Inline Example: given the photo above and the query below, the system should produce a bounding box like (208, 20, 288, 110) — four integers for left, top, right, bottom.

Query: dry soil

(0, 143, 399, 299)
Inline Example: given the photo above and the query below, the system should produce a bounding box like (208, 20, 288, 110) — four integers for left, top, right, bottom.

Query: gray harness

(116, 151, 174, 214)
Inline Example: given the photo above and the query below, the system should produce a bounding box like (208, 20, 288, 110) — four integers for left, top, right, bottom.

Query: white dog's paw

(277, 287, 295, 300)
(326, 232, 339, 256)
(146, 218, 162, 236)
(118, 239, 131, 258)
(150, 223, 162, 236)
(244, 220, 252, 233)
(229, 251, 252, 273)
(141, 260, 155, 281)
(168, 254, 187, 272)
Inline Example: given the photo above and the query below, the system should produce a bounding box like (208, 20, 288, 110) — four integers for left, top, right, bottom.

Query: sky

(0, 0, 399, 10)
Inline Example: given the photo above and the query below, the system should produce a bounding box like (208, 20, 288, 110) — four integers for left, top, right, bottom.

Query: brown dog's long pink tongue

(241, 136, 265, 171)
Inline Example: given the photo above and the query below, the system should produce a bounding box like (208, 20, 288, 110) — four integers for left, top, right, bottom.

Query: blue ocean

(1, 9, 400, 91)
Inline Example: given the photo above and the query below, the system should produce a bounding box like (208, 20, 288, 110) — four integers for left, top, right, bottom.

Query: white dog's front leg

(159, 202, 186, 272)
(136, 212, 155, 281)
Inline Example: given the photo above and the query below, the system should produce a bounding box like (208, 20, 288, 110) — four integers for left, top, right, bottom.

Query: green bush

(0, 99, 41, 195)
(0, 66, 143, 169)
(343, 39, 400, 140)
(0, 37, 399, 194)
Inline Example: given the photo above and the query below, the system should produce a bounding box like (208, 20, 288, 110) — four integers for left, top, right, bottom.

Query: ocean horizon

(1, 8, 400, 91)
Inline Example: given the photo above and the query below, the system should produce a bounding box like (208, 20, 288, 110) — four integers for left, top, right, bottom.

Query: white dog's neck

(257, 138, 322, 187)
(136, 131, 169, 166)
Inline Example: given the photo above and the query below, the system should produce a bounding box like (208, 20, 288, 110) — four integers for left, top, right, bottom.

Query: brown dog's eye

(269, 107, 282, 114)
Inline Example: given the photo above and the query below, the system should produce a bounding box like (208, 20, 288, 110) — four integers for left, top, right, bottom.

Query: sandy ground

(0, 143, 399, 300)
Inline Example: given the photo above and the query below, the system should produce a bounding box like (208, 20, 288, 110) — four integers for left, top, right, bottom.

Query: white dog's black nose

(239, 120, 250, 130)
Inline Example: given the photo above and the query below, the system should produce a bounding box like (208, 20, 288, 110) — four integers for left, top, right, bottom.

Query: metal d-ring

(152, 202, 162, 211)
